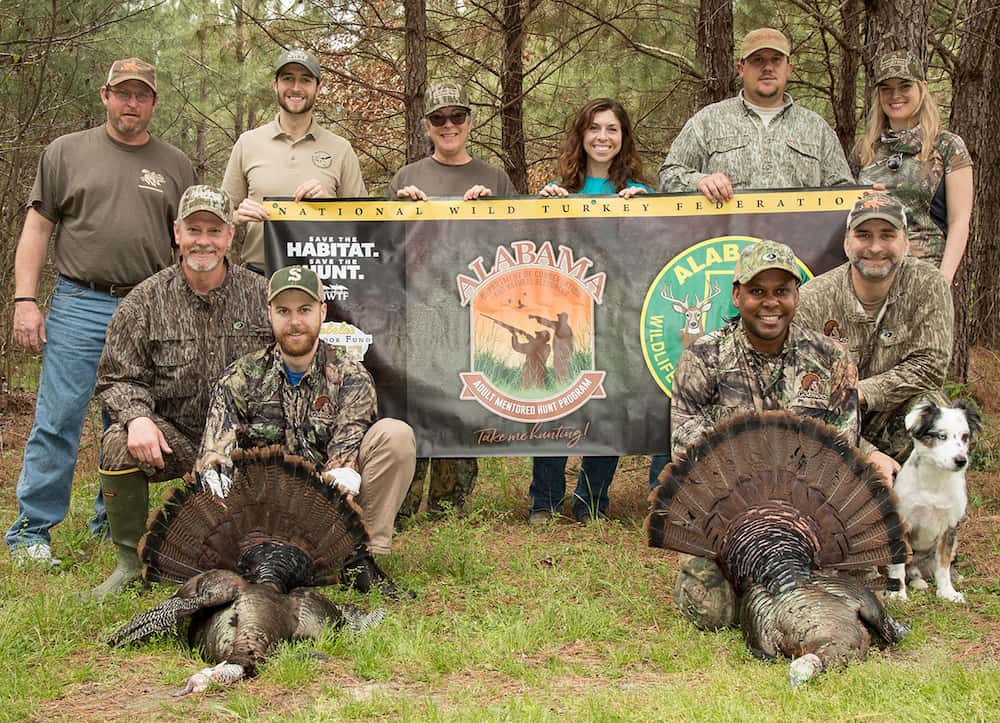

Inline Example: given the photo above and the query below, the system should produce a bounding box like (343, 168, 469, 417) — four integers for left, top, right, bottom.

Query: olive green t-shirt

(386, 156, 515, 198)
(29, 126, 195, 286)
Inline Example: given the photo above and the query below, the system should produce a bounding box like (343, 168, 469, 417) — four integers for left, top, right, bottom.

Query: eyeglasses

(886, 153, 903, 171)
(427, 110, 469, 127)
(108, 88, 155, 104)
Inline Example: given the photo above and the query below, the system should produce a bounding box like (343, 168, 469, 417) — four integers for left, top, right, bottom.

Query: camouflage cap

(275, 48, 322, 80)
(733, 240, 801, 284)
(874, 50, 924, 85)
(846, 191, 907, 230)
(106, 57, 156, 92)
(177, 185, 232, 224)
(424, 82, 471, 115)
(269, 265, 323, 302)
(739, 28, 791, 61)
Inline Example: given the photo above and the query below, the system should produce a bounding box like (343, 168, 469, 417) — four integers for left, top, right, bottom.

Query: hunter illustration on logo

(640, 236, 812, 397)
(456, 241, 607, 422)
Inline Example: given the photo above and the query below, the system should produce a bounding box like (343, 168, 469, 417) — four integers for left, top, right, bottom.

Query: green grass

(474, 350, 594, 398)
(0, 449, 998, 720)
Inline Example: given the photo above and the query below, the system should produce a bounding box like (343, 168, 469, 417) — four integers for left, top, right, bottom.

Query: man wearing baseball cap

(91, 185, 272, 596)
(223, 48, 367, 273)
(798, 190, 954, 467)
(665, 239, 878, 631)
(197, 266, 416, 598)
(659, 27, 853, 202)
(6, 57, 195, 567)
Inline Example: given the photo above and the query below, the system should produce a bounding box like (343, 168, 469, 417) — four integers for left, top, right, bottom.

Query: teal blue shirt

(552, 176, 653, 194)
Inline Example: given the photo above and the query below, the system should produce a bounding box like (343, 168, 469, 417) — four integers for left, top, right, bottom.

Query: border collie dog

(888, 400, 981, 603)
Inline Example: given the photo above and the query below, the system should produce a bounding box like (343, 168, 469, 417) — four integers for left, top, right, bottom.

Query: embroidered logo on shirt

(139, 169, 166, 192)
(314, 395, 334, 415)
(796, 371, 827, 401)
(312, 150, 333, 169)
(823, 319, 848, 344)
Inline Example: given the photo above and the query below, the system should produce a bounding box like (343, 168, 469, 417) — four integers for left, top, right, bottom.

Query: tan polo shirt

(222, 116, 367, 266)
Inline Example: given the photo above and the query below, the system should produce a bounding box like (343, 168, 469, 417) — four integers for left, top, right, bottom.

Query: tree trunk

(834, 0, 864, 164)
(948, 0, 1000, 379)
(862, 0, 929, 93)
(403, 0, 427, 162)
(232, 0, 246, 140)
(695, 0, 734, 108)
(500, 0, 529, 194)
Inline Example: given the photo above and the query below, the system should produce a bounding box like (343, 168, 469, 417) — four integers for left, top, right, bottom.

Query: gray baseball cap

(275, 49, 322, 80)
(424, 82, 471, 115)
(847, 191, 907, 230)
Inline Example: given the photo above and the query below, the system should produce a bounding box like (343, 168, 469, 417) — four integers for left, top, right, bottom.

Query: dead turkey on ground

(108, 446, 383, 695)
(646, 411, 910, 686)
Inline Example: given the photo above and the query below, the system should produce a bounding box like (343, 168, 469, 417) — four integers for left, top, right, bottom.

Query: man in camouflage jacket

(197, 265, 416, 598)
(94, 185, 271, 596)
(797, 190, 953, 463)
(658, 27, 853, 201)
(668, 240, 894, 631)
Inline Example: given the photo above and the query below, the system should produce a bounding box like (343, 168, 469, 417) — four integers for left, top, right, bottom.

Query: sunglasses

(427, 110, 469, 127)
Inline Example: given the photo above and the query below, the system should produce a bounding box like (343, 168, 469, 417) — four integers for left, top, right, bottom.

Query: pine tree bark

(404, 0, 427, 163)
(500, 0, 531, 194)
(862, 0, 929, 93)
(696, 0, 734, 107)
(948, 0, 1000, 380)
(834, 0, 864, 165)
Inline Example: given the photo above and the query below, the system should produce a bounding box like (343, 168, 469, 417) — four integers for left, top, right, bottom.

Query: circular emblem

(312, 150, 333, 169)
(639, 236, 813, 397)
(233, 321, 245, 330)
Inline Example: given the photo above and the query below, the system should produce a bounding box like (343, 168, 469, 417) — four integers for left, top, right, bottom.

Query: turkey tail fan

(646, 411, 908, 573)
(140, 446, 369, 586)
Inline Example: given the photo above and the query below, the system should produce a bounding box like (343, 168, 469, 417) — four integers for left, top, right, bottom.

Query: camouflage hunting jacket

(671, 320, 865, 459)
(97, 264, 271, 442)
(658, 92, 854, 193)
(796, 257, 953, 459)
(197, 340, 377, 475)
(857, 128, 972, 265)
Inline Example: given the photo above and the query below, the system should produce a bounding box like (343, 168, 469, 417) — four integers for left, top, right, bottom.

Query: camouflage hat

(874, 50, 924, 85)
(733, 240, 801, 284)
(847, 191, 907, 231)
(106, 57, 156, 92)
(739, 28, 791, 61)
(424, 82, 471, 115)
(177, 185, 232, 224)
(275, 48, 322, 80)
(269, 265, 323, 303)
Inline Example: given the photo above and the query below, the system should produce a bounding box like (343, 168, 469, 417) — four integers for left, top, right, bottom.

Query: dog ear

(952, 399, 983, 437)
(905, 400, 939, 438)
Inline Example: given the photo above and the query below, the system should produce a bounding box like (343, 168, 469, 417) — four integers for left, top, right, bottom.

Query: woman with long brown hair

(856, 51, 973, 283)
(530, 99, 652, 525)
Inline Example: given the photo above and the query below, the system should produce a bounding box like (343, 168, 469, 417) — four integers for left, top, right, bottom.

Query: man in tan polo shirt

(222, 48, 367, 273)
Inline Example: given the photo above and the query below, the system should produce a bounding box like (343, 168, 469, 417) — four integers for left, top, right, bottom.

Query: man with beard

(222, 49, 366, 273)
(658, 28, 852, 202)
(7, 58, 195, 567)
(196, 266, 416, 598)
(93, 185, 272, 596)
(797, 190, 954, 465)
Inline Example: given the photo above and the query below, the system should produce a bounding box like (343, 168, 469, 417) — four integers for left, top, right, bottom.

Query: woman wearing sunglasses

(390, 82, 515, 523)
(530, 98, 653, 525)
(856, 50, 973, 283)
(388, 81, 515, 201)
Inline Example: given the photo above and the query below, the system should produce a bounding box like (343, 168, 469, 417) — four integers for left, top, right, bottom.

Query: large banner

(264, 188, 864, 457)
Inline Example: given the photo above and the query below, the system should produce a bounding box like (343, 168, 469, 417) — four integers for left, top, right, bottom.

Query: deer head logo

(661, 281, 722, 348)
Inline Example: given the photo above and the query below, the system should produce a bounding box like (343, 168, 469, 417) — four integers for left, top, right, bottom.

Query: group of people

(6, 29, 971, 610)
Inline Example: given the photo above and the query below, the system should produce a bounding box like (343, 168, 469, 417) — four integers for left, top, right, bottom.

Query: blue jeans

(530, 456, 619, 518)
(649, 455, 669, 490)
(6, 277, 117, 550)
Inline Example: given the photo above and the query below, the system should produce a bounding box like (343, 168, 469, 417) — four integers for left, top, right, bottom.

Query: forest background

(1, 0, 998, 385)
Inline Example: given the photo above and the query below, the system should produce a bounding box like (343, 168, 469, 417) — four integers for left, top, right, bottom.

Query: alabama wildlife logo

(455, 241, 607, 422)
(640, 236, 812, 397)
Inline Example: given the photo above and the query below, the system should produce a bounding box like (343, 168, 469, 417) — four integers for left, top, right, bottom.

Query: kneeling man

(197, 266, 416, 597)
(668, 240, 890, 629)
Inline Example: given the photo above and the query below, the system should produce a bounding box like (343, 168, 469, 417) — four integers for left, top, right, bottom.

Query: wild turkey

(646, 411, 910, 686)
(108, 446, 383, 694)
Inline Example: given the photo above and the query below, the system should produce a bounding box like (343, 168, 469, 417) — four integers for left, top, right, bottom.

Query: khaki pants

(356, 418, 416, 554)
